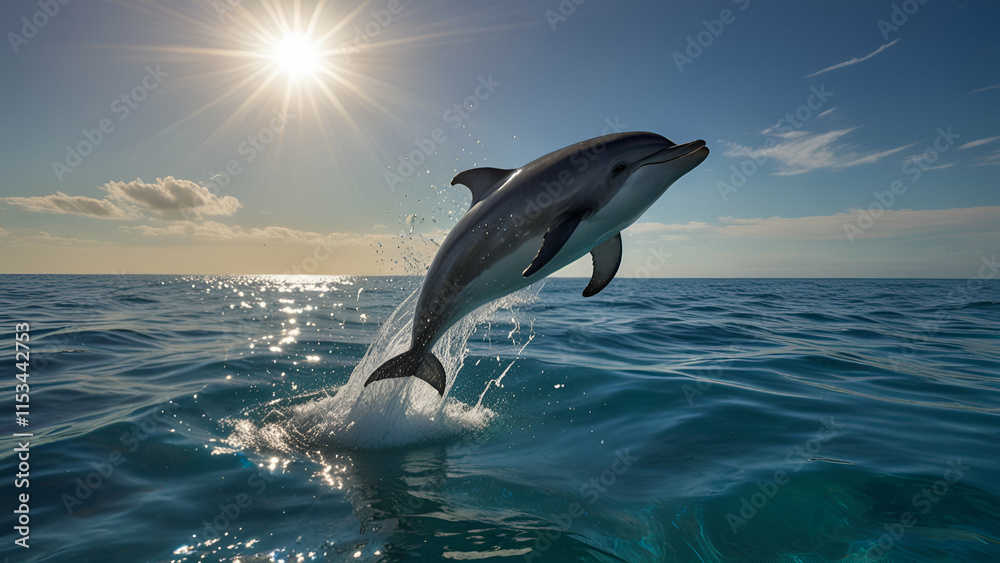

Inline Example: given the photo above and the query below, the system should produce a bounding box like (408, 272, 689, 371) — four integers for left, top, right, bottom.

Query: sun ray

(306, 87, 353, 180)
(88, 0, 539, 187)
(304, 0, 329, 38)
(194, 71, 284, 154)
(120, 62, 277, 161)
(337, 20, 539, 55)
(314, 78, 374, 159)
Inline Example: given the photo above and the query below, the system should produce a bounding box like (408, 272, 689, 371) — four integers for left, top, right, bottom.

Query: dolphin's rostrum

(366, 132, 709, 395)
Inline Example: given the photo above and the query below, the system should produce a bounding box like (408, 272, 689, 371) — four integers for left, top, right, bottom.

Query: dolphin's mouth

(636, 140, 708, 168)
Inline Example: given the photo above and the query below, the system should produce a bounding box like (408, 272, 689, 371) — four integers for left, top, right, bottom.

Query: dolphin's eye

(612, 163, 628, 176)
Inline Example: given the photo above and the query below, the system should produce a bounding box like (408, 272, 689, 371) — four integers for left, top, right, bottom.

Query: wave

(225, 281, 545, 452)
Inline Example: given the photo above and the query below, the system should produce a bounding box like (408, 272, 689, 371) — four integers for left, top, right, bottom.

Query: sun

(117, 0, 489, 164)
(268, 33, 322, 80)
(105, 0, 527, 198)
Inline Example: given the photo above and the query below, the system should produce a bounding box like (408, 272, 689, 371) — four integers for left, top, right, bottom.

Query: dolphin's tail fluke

(364, 348, 447, 396)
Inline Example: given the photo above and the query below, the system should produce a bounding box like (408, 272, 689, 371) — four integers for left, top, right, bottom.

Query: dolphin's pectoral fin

(522, 211, 586, 277)
(452, 167, 517, 207)
(583, 233, 622, 297)
(365, 348, 447, 395)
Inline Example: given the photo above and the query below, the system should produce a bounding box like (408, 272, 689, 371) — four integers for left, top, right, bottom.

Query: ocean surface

(1, 275, 998, 562)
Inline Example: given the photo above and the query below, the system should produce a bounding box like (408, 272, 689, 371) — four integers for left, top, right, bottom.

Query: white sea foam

(228, 281, 543, 451)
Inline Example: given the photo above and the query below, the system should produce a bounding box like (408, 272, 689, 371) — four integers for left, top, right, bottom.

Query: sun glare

(120, 0, 507, 167)
(269, 33, 322, 79)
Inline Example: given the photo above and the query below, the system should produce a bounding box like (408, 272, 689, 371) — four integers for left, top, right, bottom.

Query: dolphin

(365, 132, 709, 395)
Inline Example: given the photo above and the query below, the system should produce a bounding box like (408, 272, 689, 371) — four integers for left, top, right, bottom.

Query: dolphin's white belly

(442, 217, 619, 335)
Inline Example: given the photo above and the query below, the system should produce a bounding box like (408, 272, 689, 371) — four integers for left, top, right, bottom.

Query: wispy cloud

(715, 207, 997, 240)
(120, 220, 451, 247)
(957, 136, 1000, 150)
(805, 39, 900, 78)
(626, 221, 713, 235)
(724, 128, 917, 176)
(967, 84, 1000, 95)
(1, 192, 131, 219)
(0, 228, 106, 246)
(914, 162, 958, 172)
(624, 221, 713, 242)
(120, 221, 349, 244)
(972, 149, 1000, 167)
(631, 206, 999, 242)
(1, 176, 241, 220)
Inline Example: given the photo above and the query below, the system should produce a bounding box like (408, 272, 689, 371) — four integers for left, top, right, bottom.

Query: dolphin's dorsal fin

(451, 167, 516, 207)
(522, 210, 586, 277)
(583, 233, 622, 297)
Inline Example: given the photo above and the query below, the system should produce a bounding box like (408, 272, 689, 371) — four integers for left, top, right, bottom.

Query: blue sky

(1, 0, 997, 276)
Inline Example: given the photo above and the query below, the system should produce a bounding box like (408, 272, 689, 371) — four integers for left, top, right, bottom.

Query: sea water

(0, 275, 998, 562)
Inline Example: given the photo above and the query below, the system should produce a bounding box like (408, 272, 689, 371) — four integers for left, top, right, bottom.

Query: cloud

(104, 176, 241, 219)
(119, 220, 450, 248)
(632, 206, 999, 242)
(1, 176, 241, 220)
(1, 192, 131, 219)
(919, 162, 958, 172)
(967, 84, 1000, 95)
(625, 221, 713, 242)
(957, 136, 1000, 150)
(972, 149, 1000, 167)
(724, 128, 918, 176)
(120, 221, 344, 244)
(627, 221, 713, 235)
(805, 39, 900, 77)
(714, 209, 989, 240)
(0, 229, 106, 246)
(900, 152, 959, 172)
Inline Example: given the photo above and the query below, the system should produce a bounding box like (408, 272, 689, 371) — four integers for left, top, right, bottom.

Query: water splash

(228, 281, 544, 451)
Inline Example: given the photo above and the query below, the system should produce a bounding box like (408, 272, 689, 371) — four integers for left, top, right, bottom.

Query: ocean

(1, 275, 998, 562)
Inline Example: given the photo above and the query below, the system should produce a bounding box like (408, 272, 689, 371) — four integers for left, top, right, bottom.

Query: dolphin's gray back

(408, 132, 704, 350)
(365, 132, 710, 395)
(411, 161, 600, 347)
